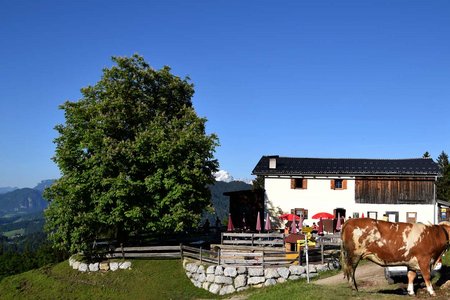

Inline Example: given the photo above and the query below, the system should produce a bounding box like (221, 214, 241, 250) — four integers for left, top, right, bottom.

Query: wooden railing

(221, 232, 285, 248)
(107, 245, 181, 259)
(98, 232, 341, 266)
(181, 245, 302, 267)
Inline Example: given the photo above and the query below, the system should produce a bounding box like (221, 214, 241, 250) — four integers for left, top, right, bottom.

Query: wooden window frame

(293, 208, 308, 220)
(291, 178, 308, 189)
(331, 179, 347, 190)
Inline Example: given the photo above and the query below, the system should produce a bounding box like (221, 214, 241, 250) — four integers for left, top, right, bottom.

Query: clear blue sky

(1, 0, 449, 188)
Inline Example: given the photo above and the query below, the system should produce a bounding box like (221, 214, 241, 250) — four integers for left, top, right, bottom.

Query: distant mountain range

(0, 179, 252, 237)
(0, 187, 19, 195)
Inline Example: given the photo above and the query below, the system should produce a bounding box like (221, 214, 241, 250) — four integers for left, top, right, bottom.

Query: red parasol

(227, 213, 234, 232)
(361, 212, 365, 218)
(256, 211, 262, 232)
(279, 213, 301, 221)
(264, 212, 272, 232)
(312, 212, 334, 220)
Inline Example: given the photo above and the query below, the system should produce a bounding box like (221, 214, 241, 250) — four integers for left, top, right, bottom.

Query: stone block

(277, 267, 290, 279)
(234, 274, 247, 288)
(248, 267, 264, 276)
(209, 283, 221, 294)
(110, 262, 119, 271)
(264, 268, 279, 279)
(219, 285, 236, 295)
(248, 276, 265, 285)
(206, 265, 216, 274)
(89, 263, 99, 272)
(215, 276, 233, 285)
(224, 266, 237, 277)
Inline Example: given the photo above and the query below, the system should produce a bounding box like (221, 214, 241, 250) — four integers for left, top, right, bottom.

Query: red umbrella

(312, 212, 334, 220)
(361, 212, 365, 218)
(227, 213, 234, 232)
(336, 213, 342, 231)
(279, 213, 301, 221)
(318, 218, 324, 235)
(264, 213, 272, 232)
(256, 211, 262, 232)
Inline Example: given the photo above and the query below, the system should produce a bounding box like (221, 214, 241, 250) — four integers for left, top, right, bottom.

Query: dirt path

(315, 261, 388, 289)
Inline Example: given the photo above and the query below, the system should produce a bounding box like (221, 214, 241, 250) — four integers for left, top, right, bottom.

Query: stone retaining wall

(183, 260, 331, 295)
(69, 255, 132, 272)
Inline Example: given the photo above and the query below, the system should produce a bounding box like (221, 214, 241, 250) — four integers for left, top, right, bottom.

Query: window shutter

(291, 179, 295, 189)
(343, 179, 347, 189)
(330, 179, 335, 190)
(303, 179, 308, 189)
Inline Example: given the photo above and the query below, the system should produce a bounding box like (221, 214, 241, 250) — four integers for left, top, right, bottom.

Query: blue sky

(1, 1, 449, 188)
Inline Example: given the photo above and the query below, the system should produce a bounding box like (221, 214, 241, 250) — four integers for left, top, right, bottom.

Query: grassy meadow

(1, 256, 450, 299)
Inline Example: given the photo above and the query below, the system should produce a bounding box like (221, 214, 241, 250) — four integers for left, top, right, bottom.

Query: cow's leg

(418, 261, 435, 296)
(341, 250, 360, 290)
(350, 256, 361, 291)
(406, 270, 416, 296)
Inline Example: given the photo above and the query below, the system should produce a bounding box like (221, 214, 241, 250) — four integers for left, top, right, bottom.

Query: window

(290, 178, 307, 189)
(331, 179, 347, 190)
(293, 208, 308, 219)
(368, 211, 377, 219)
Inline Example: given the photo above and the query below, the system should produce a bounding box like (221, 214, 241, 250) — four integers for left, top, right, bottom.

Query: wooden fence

(107, 245, 181, 259)
(181, 245, 302, 267)
(101, 232, 341, 267)
(221, 232, 285, 248)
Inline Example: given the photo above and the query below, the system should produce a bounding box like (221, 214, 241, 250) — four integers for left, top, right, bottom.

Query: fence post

(121, 243, 124, 259)
(200, 246, 203, 264)
(321, 242, 324, 264)
(262, 250, 265, 268)
(251, 233, 254, 246)
(298, 244, 301, 266)
(180, 243, 183, 260)
(218, 249, 221, 266)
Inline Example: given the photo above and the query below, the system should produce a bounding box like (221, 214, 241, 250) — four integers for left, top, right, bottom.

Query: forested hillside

(206, 180, 252, 224)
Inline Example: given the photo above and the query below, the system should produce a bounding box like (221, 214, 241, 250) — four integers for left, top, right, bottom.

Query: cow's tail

(340, 230, 359, 291)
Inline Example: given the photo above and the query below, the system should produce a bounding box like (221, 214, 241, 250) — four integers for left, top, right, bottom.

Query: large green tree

(44, 55, 219, 254)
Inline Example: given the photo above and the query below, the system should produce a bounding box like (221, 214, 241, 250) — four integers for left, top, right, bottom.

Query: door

(386, 211, 399, 222)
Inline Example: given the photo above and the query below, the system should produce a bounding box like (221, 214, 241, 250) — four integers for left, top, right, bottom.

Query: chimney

(269, 156, 278, 169)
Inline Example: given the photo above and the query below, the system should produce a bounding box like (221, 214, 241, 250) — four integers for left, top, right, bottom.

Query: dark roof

(252, 156, 440, 176)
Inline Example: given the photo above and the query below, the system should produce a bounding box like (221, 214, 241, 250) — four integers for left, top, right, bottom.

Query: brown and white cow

(341, 218, 450, 296)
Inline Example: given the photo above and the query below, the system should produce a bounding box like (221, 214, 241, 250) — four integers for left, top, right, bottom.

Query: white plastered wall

(265, 177, 436, 226)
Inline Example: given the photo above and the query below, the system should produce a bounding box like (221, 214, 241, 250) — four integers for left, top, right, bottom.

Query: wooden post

(200, 246, 203, 264)
(218, 249, 221, 266)
(251, 233, 254, 246)
(262, 251, 265, 268)
(298, 244, 302, 266)
(305, 235, 310, 283)
(321, 242, 324, 264)
(121, 243, 124, 259)
(180, 243, 183, 260)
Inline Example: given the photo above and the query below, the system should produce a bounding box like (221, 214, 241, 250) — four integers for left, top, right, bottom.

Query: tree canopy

(44, 55, 219, 254)
(437, 151, 450, 201)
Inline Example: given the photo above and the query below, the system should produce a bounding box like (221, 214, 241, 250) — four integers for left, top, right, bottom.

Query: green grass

(0, 259, 219, 300)
(1, 257, 450, 300)
(2, 228, 25, 238)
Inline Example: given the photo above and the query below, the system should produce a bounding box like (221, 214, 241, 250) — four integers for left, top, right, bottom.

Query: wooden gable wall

(355, 177, 435, 204)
